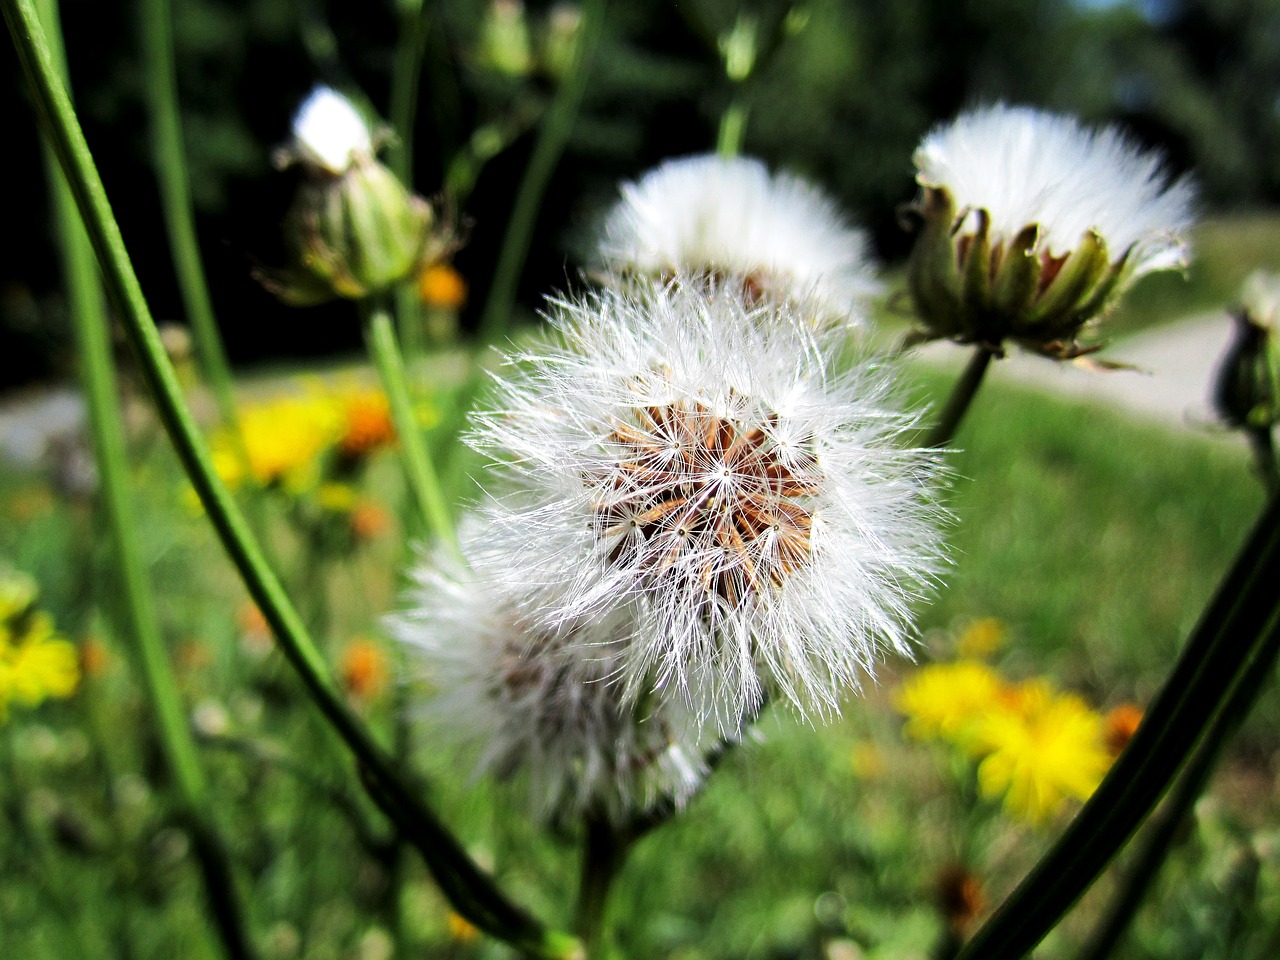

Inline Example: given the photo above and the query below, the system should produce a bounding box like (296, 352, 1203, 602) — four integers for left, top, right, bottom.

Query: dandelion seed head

(599, 154, 880, 324)
(914, 104, 1194, 279)
(389, 521, 711, 825)
(472, 279, 946, 730)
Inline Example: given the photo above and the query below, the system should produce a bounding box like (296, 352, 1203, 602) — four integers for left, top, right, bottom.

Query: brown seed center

(593, 399, 820, 606)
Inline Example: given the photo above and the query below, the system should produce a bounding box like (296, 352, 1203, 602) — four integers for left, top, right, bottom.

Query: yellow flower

(211, 392, 344, 492)
(893, 659, 1006, 746)
(340, 638, 388, 702)
(972, 680, 1110, 825)
(0, 611, 80, 718)
(316, 482, 359, 513)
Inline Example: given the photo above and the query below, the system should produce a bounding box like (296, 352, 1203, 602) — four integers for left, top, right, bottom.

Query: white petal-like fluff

(914, 104, 1194, 278)
(598, 154, 880, 323)
(472, 279, 945, 732)
(389, 523, 710, 826)
(290, 86, 373, 175)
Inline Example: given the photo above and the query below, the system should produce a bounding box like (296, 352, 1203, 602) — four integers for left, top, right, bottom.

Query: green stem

(1079, 604, 1280, 959)
(362, 299, 459, 556)
(3, 2, 572, 952)
(927, 347, 994, 448)
(36, 2, 253, 957)
(1247, 428, 1279, 494)
(476, 0, 607, 346)
(956, 492, 1280, 959)
(573, 815, 631, 959)
(138, 0, 240, 439)
(716, 98, 748, 158)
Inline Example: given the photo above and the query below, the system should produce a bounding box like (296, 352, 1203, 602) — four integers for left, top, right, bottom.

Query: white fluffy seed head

(471, 278, 946, 732)
(389, 521, 711, 826)
(598, 154, 880, 325)
(289, 86, 374, 176)
(914, 104, 1194, 278)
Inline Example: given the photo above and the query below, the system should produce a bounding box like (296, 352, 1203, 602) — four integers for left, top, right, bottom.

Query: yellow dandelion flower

(972, 681, 1110, 825)
(893, 659, 1007, 747)
(211, 392, 343, 492)
(0, 611, 80, 718)
(956, 617, 1006, 658)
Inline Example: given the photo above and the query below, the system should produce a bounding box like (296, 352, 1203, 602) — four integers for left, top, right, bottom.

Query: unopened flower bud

(1214, 272, 1280, 430)
(906, 105, 1194, 360)
(540, 4, 583, 80)
(261, 87, 443, 306)
(479, 0, 534, 78)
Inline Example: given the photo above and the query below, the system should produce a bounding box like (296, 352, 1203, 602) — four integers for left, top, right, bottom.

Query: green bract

(907, 185, 1134, 361)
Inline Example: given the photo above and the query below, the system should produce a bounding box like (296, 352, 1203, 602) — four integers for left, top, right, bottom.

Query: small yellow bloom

(0, 611, 80, 718)
(335, 387, 396, 460)
(1104, 702, 1144, 757)
(893, 659, 1006, 747)
(972, 681, 1110, 825)
(418, 263, 468, 310)
(956, 617, 1006, 658)
(210, 392, 344, 492)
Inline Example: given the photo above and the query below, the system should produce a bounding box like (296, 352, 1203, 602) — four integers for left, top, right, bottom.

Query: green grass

(0, 360, 1275, 959)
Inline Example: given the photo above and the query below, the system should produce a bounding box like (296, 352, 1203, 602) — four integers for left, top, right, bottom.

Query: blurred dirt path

(0, 314, 1245, 470)
(915, 311, 1237, 439)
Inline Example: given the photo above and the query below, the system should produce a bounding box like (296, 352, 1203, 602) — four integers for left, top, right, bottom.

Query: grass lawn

(0, 353, 1275, 959)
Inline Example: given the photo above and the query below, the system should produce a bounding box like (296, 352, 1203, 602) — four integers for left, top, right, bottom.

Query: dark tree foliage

(1, 0, 1275, 387)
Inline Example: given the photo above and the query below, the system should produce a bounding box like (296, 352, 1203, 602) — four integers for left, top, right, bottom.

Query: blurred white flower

(598, 154, 880, 324)
(287, 86, 373, 176)
(390, 520, 710, 826)
(1241, 270, 1280, 329)
(472, 279, 945, 730)
(914, 104, 1194, 278)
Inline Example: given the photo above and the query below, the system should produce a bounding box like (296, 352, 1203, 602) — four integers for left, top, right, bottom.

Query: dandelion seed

(472, 279, 944, 730)
(599, 154, 880, 324)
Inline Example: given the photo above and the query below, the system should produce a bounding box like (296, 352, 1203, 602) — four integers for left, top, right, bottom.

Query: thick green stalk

(36, 3, 252, 956)
(926, 347, 995, 448)
(476, 0, 607, 346)
(957, 492, 1280, 959)
(138, 0, 239, 435)
(716, 99, 748, 158)
(1079, 605, 1280, 959)
(3, 2, 573, 952)
(362, 299, 459, 556)
(573, 816, 631, 959)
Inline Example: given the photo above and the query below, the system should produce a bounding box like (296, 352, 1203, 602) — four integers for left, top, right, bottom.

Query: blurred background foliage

(3, 0, 1280, 391)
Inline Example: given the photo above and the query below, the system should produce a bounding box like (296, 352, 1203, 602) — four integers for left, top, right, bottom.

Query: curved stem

(956, 493, 1280, 959)
(37, 1, 253, 956)
(927, 346, 994, 448)
(362, 298, 459, 556)
(476, 0, 607, 346)
(1079, 605, 1280, 960)
(2, 3, 573, 952)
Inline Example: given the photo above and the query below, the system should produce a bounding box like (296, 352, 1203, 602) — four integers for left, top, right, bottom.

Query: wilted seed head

(389, 523, 711, 826)
(598, 154, 880, 326)
(473, 279, 945, 730)
(906, 104, 1194, 360)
